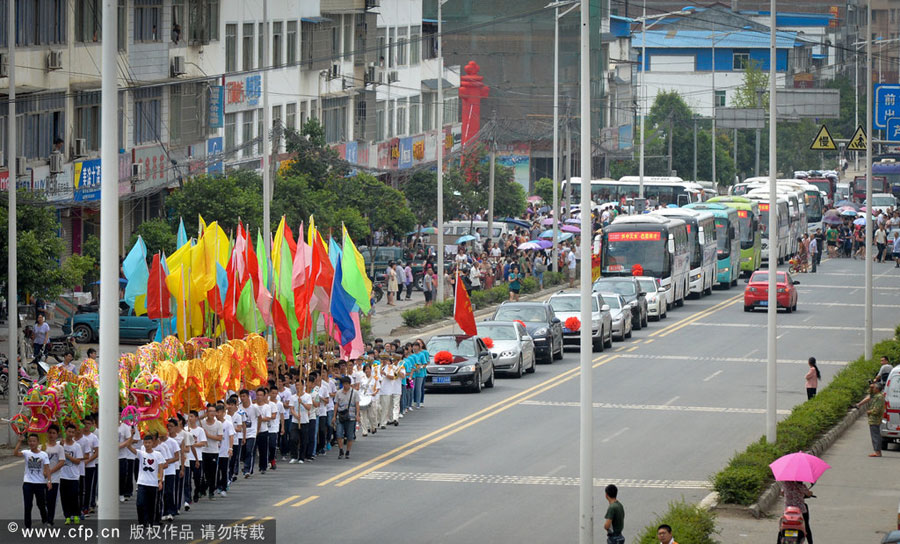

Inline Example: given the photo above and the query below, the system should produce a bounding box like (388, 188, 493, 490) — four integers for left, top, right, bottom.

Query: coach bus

(562, 177, 707, 207)
(600, 215, 690, 309)
(744, 196, 790, 264)
(652, 208, 717, 297)
(683, 203, 741, 288)
(706, 196, 762, 275)
(735, 178, 822, 236)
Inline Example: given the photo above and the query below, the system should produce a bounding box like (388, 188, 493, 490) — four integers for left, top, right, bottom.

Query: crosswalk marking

(520, 400, 792, 415)
(360, 471, 710, 490)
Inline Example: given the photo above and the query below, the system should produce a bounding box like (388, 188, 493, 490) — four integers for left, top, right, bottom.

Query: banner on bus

(608, 231, 662, 242)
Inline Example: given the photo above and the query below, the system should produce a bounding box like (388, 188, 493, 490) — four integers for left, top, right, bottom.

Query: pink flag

(341, 312, 365, 360)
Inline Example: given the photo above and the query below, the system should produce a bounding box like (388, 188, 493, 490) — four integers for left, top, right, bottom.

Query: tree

(130, 218, 177, 256)
(732, 60, 769, 110)
(534, 177, 556, 204)
(165, 171, 263, 234)
(0, 194, 96, 299)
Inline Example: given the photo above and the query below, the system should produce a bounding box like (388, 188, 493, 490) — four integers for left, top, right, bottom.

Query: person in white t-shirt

(380, 358, 402, 427)
(43, 425, 65, 524)
(255, 387, 274, 473)
(135, 434, 164, 526)
(81, 416, 99, 515)
(267, 388, 283, 471)
(226, 397, 244, 482)
(73, 425, 91, 516)
(315, 374, 331, 455)
(16, 433, 51, 528)
(238, 389, 259, 477)
(214, 403, 234, 496)
(199, 404, 223, 500)
(301, 376, 317, 461)
(158, 420, 181, 521)
(59, 423, 83, 524)
(277, 379, 293, 461)
(288, 383, 306, 464)
(118, 419, 137, 503)
(360, 364, 380, 436)
(184, 410, 206, 508)
(172, 415, 189, 513)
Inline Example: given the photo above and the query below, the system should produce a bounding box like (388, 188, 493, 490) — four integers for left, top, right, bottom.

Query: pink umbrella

(769, 452, 831, 483)
(561, 225, 581, 234)
(527, 195, 544, 203)
(541, 218, 555, 226)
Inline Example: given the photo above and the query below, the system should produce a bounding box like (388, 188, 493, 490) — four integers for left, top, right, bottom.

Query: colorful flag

(177, 217, 188, 249)
(309, 227, 333, 314)
(341, 225, 372, 314)
(329, 245, 356, 346)
(123, 236, 149, 315)
(146, 253, 172, 320)
(254, 230, 274, 327)
(453, 272, 478, 337)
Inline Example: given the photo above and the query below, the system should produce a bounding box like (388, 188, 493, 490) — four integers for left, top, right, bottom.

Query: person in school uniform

(184, 410, 206, 509)
(81, 416, 99, 516)
(59, 423, 83, 524)
(254, 387, 273, 474)
(266, 388, 283, 471)
(159, 419, 181, 521)
(199, 404, 223, 500)
(16, 433, 51, 528)
(118, 417, 137, 503)
(135, 433, 164, 526)
(43, 425, 65, 524)
(73, 424, 90, 517)
(238, 389, 259, 478)
(226, 397, 244, 482)
(215, 403, 234, 496)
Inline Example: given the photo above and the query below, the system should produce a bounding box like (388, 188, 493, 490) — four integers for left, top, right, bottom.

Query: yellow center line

(335, 354, 619, 487)
(644, 339, 655, 344)
(291, 496, 320, 507)
(273, 495, 300, 507)
(614, 346, 626, 352)
(648, 294, 742, 338)
(625, 346, 638, 352)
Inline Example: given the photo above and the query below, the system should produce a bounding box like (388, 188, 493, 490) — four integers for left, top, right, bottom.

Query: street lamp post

(765, 0, 777, 444)
(437, 0, 447, 301)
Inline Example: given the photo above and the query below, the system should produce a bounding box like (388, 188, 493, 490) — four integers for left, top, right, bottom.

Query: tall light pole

(765, 0, 777, 444)
(98, 0, 120, 522)
(436, 0, 446, 300)
(577, 0, 592, 540)
(711, 28, 717, 185)
(6, 0, 16, 445)
(865, 2, 873, 360)
(263, 0, 271, 254)
(547, 0, 579, 271)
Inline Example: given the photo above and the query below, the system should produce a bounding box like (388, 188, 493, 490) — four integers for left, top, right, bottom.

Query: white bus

(561, 177, 708, 208)
(744, 195, 790, 264)
(600, 214, 690, 309)
(732, 178, 824, 235)
(652, 208, 718, 297)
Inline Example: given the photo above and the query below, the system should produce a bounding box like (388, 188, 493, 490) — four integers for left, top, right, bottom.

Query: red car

(743, 271, 799, 313)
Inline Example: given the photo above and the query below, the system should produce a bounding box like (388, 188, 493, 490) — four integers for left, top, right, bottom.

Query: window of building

(286, 103, 297, 131)
(387, 100, 394, 138)
(225, 24, 237, 72)
(377, 28, 387, 67)
(134, 87, 162, 145)
(397, 27, 408, 66)
(117, 0, 127, 50)
(410, 25, 421, 65)
(259, 23, 265, 69)
(423, 23, 437, 60)
(242, 110, 254, 157)
(388, 27, 396, 68)
(273, 105, 282, 127)
(188, 0, 218, 43)
(134, 0, 161, 43)
(75, 0, 101, 42)
(423, 92, 434, 130)
(225, 113, 236, 153)
(409, 95, 420, 134)
(343, 14, 353, 57)
(205, 0, 219, 40)
(355, 99, 367, 140)
(301, 102, 308, 128)
(396, 98, 407, 136)
(715, 90, 726, 107)
(243, 23, 254, 71)
(74, 92, 101, 152)
(170, 83, 207, 146)
(310, 100, 318, 119)
(332, 26, 340, 58)
(257, 108, 264, 154)
(376, 101, 385, 141)
(322, 98, 347, 143)
(172, 0, 184, 43)
(273, 22, 283, 67)
(442, 96, 459, 124)
(732, 51, 750, 70)
(287, 21, 297, 66)
(15, 0, 67, 46)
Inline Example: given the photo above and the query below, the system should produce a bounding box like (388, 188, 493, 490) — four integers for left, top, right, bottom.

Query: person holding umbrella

(770, 451, 829, 544)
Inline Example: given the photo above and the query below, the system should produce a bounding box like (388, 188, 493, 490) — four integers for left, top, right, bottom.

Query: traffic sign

(847, 125, 867, 151)
(888, 118, 900, 142)
(874, 84, 900, 129)
(810, 125, 836, 150)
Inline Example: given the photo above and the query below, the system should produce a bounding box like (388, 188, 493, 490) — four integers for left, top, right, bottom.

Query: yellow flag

(272, 216, 286, 277)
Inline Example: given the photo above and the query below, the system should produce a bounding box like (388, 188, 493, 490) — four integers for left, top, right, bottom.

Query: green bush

(634, 499, 718, 544)
(712, 340, 887, 505)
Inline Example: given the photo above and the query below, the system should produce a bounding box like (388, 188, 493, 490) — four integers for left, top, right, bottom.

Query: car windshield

(873, 196, 896, 206)
(494, 306, 546, 323)
(636, 279, 657, 293)
(599, 294, 621, 309)
(426, 337, 477, 357)
(594, 280, 636, 296)
(477, 324, 518, 341)
(550, 297, 598, 312)
(750, 272, 786, 284)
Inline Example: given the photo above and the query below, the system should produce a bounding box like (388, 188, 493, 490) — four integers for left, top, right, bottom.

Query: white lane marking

(602, 427, 630, 443)
(799, 302, 899, 308)
(615, 353, 845, 366)
(663, 396, 679, 406)
(691, 322, 894, 332)
(521, 400, 791, 415)
(361, 471, 711, 490)
(0, 460, 23, 472)
(545, 464, 567, 477)
(797, 284, 900, 290)
(743, 348, 759, 357)
(776, 331, 789, 339)
(703, 370, 723, 382)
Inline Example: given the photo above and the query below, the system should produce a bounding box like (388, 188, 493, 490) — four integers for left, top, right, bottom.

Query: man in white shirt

(379, 358, 402, 427)
(160, 419, 181, 520)
(118, 418, 137, 503)
(199, 404, 223, 501)
(288, 381, 310, 464)
(214, 403, 234, 496)
(267, 388, 283, 470)
(238, 389, 258, 478)
(80, 416, 99, 516)
(226, 397, 244, 483)
(255, 387, 274, 474)
(60, 423, 83, 524)
(277, 378, 293, 462)
(317, 375, 332, 455)
(566, 246, 577, 288)
(43, 424, 65, 524)
(16, 432, 51, 528)
(184, 410, 206, 509)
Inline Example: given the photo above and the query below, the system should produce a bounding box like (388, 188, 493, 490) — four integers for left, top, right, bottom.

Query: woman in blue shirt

(412, 340, 428, 409)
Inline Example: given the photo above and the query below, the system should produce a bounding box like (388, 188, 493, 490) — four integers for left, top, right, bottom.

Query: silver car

(635, 276, 667, 321)
(548, 291, 613, 352)
(477, 320, 536, 378)
(599, 292, 633, 340)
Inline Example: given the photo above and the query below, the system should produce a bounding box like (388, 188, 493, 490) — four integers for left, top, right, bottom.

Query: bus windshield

(715, 219, 730, 257)
(804, 192, 823, 223)
(807, 179, 830, 195)
(736, 211, 754, 249)
(759, 210, 770, 239)
(602, 236, 668, 278)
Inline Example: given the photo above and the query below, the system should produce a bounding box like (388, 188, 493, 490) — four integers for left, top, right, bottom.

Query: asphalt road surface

(0, 257, 897, 543)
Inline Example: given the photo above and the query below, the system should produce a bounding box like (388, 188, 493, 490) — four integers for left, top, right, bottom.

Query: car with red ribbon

(425, 335, 496, 393)
(548, 291, 613, 352)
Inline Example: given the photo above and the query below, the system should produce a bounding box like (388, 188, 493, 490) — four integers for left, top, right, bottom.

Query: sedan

(635, 276, 667, 321)
(477, 321, 536, 378)
(598, 292, 633, 340)
(63, 301, 160, 343)
(593, 277, 649, 330)
(425, 335, 495, 393)
(743, 271, 799, 312)
(548, 291, 613, 352)
(491, 302, 563, 363)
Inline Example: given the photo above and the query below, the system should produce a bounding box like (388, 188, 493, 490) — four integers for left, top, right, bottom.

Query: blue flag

(177, 217, 188, 249)
(329, 256, 356, 346)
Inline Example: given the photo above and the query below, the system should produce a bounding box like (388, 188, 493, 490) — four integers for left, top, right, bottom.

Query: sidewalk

(716, 416, 899, 542)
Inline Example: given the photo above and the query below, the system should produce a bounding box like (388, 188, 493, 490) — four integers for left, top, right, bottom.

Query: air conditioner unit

(73, 138, 87, 158)
(331, 64, 340, 78)
(47, 50, 63, 71)
(388, 70, 399, 83)
(172, 56, 186, 76)
(15, 156, 27, 174)
(377, 70, 385, 84)
(132, 162, 145, 181)
(365, 0, 380, 9)
(365, 66, 376, 85)
(49, 152, 64, 174)
(0, 53, 7, 78)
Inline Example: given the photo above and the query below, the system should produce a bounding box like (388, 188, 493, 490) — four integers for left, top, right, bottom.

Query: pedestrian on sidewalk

(402, 262, 413, 301)
(386, 262, 398, 306)
(423, 265, 434, 307)
(780, 480, 813, 543)
(808, 235, 819, 273)
(855, 381, 886, 457)
(32, 313, 50, 360)
(876, 356, 894, 386)
(805, 357, 821, 399)
(604, 484, 625, 544)
(875, 225, 887, 262)
(656, 524, 677, 544)
(892, 231, 900, 268)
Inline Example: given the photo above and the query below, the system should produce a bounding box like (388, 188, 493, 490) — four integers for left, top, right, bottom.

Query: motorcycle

(43, 334, 77, 361)
(777, 506, 806, 543)
(371, 274, 386, 304)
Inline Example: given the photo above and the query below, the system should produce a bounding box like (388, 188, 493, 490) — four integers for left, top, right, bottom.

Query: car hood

(428, 353, 478, 367)
(609, 308, 627, 320)
(488, 340, 520, 354)
(552, 310, 600, 322)
(519, 322, 550, 335)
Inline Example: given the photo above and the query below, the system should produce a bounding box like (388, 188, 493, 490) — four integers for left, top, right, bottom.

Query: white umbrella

(853, 217, 866, 226)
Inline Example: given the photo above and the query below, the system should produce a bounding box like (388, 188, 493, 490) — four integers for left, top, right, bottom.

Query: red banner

(608, 231, 662, 242)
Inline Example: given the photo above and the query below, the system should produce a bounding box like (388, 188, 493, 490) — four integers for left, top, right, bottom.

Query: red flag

(223, 245, 246, 340)
(146, 253, 172, 319)
(309, 232, 333, 314)
(272, 296, 295, 365)
(453, 273, 478, 337)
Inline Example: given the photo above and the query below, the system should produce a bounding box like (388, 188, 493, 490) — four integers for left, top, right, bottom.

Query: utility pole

(733, 128, 738, 175)
(488, 127, 496, 247)
(262, 0, 271, 255)
(711, 28, 717, 185)
(6, 0, 16, 445)
(865, 1, 873, 359)
(755, 89, 763, 177)
(98, 0, 120, 524)
(667, 113, 674, 174)
(565, 103, 572, 211)
(693, 117, 698, 181)
(765, 0, 778, 445)
(436, 0, 446, 301)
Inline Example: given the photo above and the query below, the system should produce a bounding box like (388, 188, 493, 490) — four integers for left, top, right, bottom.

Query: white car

(872, 193, 897, 215)
(634, 276, 667, 321)
(477, 320, 536, 378)
(548, 291, 613, 352)
(598, 292, 633, 341)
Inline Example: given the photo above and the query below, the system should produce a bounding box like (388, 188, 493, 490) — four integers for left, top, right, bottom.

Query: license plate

(759, 301, 768, 306)
(433, 376, 451, 383)
(784, 530, 798, 537)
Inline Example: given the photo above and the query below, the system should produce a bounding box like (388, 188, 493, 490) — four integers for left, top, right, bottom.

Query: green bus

(683, 202, 742, 288)
(705, 196, 761, 275)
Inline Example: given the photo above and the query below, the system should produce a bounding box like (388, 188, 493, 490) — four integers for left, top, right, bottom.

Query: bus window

(715, 219, 730, 257)
(602, 231, 667, 277)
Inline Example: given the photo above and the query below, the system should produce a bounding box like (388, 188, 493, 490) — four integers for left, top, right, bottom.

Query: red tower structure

(458, 61, 490, 146)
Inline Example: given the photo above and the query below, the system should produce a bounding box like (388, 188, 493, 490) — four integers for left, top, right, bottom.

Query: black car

(490, 301, 563, 363)
(592, 277, 649, 330)
(425, 335, 495, 393)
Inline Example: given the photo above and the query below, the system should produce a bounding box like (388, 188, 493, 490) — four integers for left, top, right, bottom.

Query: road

(0, 256, 897, 543)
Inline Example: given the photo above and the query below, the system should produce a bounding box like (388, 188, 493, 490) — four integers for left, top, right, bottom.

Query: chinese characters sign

(74, 158, 102, 202)
(607, 231, 662, 242)
(224, 73, 262, 113)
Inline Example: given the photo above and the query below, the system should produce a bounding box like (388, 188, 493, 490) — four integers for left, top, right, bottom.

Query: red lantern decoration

(482, 337, 494, 348)
(564, 316, 581, 332)
(434, 351, 454, 365)
(514, 319, 526, 329)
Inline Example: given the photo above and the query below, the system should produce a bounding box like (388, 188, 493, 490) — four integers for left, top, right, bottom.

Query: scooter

(777, 506, 807, 544)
